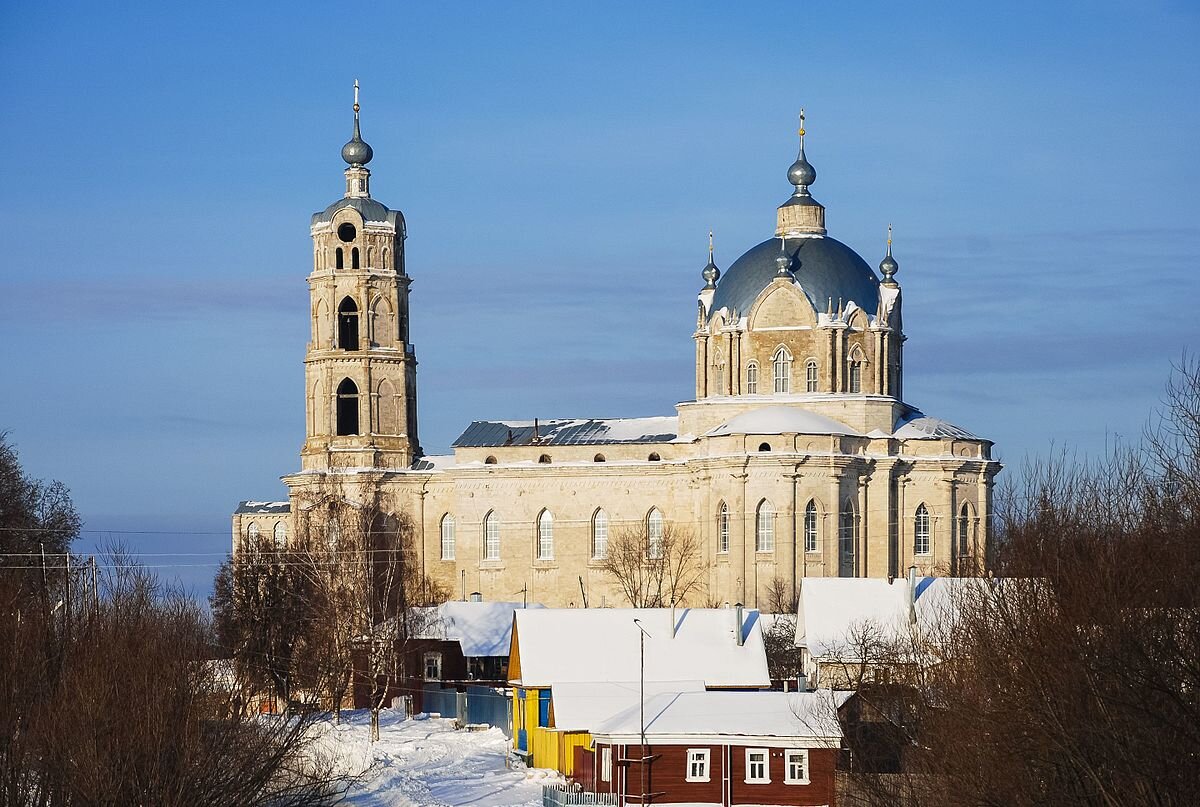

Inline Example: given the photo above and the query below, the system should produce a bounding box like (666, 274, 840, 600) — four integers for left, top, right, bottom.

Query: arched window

(714, 353, 725, 396)
(805, 359, 818, 392)
(647, 508, 664, 559)
(246, 523, 260, 545)
(592, 509, 608, 559)
(440, 514, 455, 560)
(366, 246, 374, 268)
(746, 362, 759, 394)
(914, 503, 931, 555)
(337, 297, 359, 350)
(376, 379, 398, 435)
(758, 442, 771, 452)
(335, 247, 344, 270)
(326, 518, 341, 549)
(484, 455, 497, 464)
(537, 510, 554, 560)
(839, 498, 856, 577)
(648, 452, 661, 462)
(773, 346, 792, 393)
(371, 297, 392, 346)
(756, 500, 775, 552)
(718, 502, 730, 553)
(804, 500, 818, 552)
(483, 512, 500, 560)
(383, 247, 390, 269)
(958, 503, 971, 555)
(351, 247, 360, 269)
(593, 453, 606, 463)
(538, 454, 552, 464)
(849, 358, 862, 393)
(336, 378, 359, 435)
(273, 521, 287, 548)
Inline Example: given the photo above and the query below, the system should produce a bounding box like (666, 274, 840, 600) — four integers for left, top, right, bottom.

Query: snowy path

(309, 710, 559, 807)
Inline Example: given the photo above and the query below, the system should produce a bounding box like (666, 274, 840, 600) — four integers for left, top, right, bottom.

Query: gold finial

(798, 108, 806, 139)
(353, 79, 360, 114)
(708, 229, 714, 260)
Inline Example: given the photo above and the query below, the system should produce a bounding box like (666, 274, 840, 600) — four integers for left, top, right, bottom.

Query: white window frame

(600, 746, 612, 782)
(537, 510, 554, 560)
(784, 748, 810, 784)
(773, 347, 792, 393)
(484, 512, 500, 560)
(804, 501, 818, 553)
(647, 509, 664, 559)
(805, 358, 818, 392)
(440, 514, 455, 560)
(246, 522, 259, 543)
(915, 504, 931, 555)
(756, 501, 775, 552)
(592, 509, 608, 559)
(686, 748, 711, 782)
(423, 652, 442, 681)
(273, 520, 287, 548)
(745, 748, 770, 783)
(718, 503, 730, 554)
(849, 358, 862, 393)
(746, 362, 758, 394)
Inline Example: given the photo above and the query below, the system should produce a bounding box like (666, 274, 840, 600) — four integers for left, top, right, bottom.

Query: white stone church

(233, 97, 1000, 610)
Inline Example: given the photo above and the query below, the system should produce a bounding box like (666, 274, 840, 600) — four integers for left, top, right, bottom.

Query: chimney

(907, 565, 918, 626)
(734, 602, 744, 646)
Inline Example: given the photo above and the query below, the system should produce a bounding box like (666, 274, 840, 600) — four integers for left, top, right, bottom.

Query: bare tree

(598, 520, 707, 607)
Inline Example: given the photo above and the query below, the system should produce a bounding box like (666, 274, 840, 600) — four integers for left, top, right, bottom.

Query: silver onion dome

(702, 231, 721, 289)
(342, 83, 374, 166)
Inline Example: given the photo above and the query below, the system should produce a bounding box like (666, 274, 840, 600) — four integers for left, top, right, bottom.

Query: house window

(484, 511, 500, 560)
(600, 747, 612, 782)
(718, 503, 729, 553)
(756, 500, 774, 552)
(804, 500, 818, 552)
(746, 362, 758, 394)
(849, 358, 862, 393)
(537, 689, 551, 728)
(592, 509, 608, 559)
(805, 359, 818, 392)
(423, 652, 442, 681)
(773, 347, 792, 393)
(647, 508, 664, 559)
(537, 510, 554, 560)
(915, 503, 931, 555)
(784, 749, 810, 784)
(686, 748, 710, 782)
(440, 514, 455, 560)
(746, 748, 770, 783)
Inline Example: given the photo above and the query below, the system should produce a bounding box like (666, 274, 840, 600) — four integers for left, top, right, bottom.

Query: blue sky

(1, 1, 1197, 595)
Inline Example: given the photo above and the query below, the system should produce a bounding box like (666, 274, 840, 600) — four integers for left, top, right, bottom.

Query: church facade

(233, 98, 1001, 610)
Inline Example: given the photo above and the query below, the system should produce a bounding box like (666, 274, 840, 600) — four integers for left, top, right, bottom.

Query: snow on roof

(413, 602, 544, 657)
(892, 412, 980, 441)
(550, 680, 705, 732)
(707, 406, 860, 437)
(453, 416, 678, 447)
(592, 690, 848, 742)
(235, 501, 290, 514)
(512, 608, 770, 688)
(410, 454, 457, 472)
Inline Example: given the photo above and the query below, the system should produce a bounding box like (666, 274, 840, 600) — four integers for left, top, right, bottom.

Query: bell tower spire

(342, 80, 374, 199)
(776, 109, 827, 238)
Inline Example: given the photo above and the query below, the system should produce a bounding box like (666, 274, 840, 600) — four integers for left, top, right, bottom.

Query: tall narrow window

(915, 503, 931, 555)
(805, 359, 818, 392)
(773, 346, 792, 393)
(756, 500, 775, 552)
(746, 362, 759, 394)
(335, 378, 359, 435)
(839, 498, 856, 577)
(804, 500, 818, 552)
(647, 508, 664, 559)
(246, 523, 259, 545)
(337, 297, 359, 350)
(351, 247, 360, 269)
(537, 510, 554, 560)
(335, 247, 344, 270)
(958, 503, 970, 555)
(714, 353, 725, 396)
(483, 512, 500, 560)
(718, 503, 730, 553)
(273, 521, 287, 548)
(849, 359, 862, 393)
(592, 509, 608, 559)
(440, 514, 455, 560)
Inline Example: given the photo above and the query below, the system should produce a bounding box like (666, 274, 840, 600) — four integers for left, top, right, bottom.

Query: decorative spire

(879, 224, 899, 286)
(786, 109, 817, 195)
(341, 79, 374, 167)
(701, 229, 721, 289)
(776, 108, 826, 237)
(774, 237, 792, 277)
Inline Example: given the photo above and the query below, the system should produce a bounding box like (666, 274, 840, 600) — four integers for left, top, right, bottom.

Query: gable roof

(592, 690, 848, 743)
(413, 601, 544, 657)
(510, 607, 770, 688)
(550, 680, 705, 732)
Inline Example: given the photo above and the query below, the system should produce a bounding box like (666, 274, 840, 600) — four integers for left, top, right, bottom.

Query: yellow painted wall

(512, 685, 591, 776)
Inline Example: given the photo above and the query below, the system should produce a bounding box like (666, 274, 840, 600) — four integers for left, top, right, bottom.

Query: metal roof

(711, 234, 879, 318)
(311, 196, 404, 228)
(234, 501, 290, 514)
(452, 416, 678, 448)
(893, 413, 981, 441)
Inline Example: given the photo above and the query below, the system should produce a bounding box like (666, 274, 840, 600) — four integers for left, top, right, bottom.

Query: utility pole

(64, 552, 71, 640)
(90, 555, 99, 617)
(633, 618, 651, 805)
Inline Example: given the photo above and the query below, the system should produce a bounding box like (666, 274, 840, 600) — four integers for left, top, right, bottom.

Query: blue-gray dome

(710, 235, 880, 317)
(312, 196, 405, 231)
(341, 135, 373, 166)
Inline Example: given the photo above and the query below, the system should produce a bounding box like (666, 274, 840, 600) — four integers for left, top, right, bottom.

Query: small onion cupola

(879, 224, 899, 287)
(776, 109, 827, 238)
(702, 230, 721, 290)
(341, 80, 374, 199)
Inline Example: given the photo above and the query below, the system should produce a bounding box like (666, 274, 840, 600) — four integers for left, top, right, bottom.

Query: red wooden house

(586, 690, 847, 807)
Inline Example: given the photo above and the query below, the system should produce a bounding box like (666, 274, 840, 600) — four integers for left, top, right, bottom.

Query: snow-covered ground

(308, 710, 559, 806)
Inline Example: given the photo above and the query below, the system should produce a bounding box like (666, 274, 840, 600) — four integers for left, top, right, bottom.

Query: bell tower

(301, 83, 419, 471)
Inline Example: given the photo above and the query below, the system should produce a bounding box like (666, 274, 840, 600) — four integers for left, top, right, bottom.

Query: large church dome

(711, 235, 880, 317)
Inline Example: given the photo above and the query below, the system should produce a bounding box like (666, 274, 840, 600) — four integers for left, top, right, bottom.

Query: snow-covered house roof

(234, 501, 290, 514)
(707, 406, 860, 437)
(550, 680, 705, 732)
(510, 608, 770, 689)
(453, 416, 678, 447)
(413, 601, 544, 657)
(592, 690, 848, 745)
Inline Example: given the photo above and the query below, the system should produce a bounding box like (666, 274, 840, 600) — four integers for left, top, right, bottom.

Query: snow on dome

(893, 413, 980, 440)
(707, 406, 860, 437)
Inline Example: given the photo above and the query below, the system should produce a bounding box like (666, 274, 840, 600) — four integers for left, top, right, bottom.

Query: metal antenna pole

(633, 618, 651, 804)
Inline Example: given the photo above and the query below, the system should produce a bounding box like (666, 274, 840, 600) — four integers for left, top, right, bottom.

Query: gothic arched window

(756, 500, 775, 552)
(440, 514, 455, 560)
(483, 511, 500, 560)
(773, 346, 792, 393)
(839, 498, 856, 577)
(351, 247, 360, 270)
(246, 522, 259, 546)
(746, 362, 759, 394)
(958, 503, 971, 555)
(273, 521, 287, 548)
(537, 510, 554, 560)
(849, 358, 863, 393)
(336, 378, 359, 435)
(337, 297, 359, 350)
(914, 503, 931, 555)
(806, 359, 819, 392)
(804, 500, 818, 553)
(647, 508, 664, 559)
(718, 502, 730, 553)
(592, 509, 608, 559)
